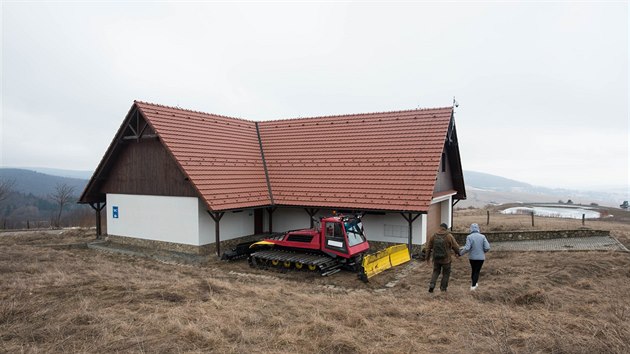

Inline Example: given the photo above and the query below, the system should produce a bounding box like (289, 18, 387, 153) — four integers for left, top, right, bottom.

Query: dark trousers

(469, 259, 484, 286)
(430, 262, 452, 291)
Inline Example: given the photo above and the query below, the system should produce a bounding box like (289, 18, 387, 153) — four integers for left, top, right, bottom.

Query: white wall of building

(422, 213, 429, 243)
(440, 198, 452, 225)
(361, 213, 426, 245)
(199, 205, 256, 245)
(264, 207, 313, 232)
(198, 200, 214, 245)
(106, 194, 436, 247)
(107, 194, 257, 246)
(107, 194, 200, 245)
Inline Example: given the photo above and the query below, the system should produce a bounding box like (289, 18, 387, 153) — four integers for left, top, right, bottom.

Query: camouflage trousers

(429, 262, 452, 291)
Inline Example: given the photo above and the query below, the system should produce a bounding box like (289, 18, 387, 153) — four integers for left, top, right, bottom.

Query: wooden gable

(80, 105, 198, 204)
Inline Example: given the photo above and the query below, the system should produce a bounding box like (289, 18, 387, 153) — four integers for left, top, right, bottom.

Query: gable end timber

(100, 138, 198, 198)
(79, 104, 199, 204)
(445, 113, 466, 200)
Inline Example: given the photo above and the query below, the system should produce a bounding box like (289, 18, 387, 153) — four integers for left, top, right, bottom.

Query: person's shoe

(470, 284, 478, 291)
(428, 287, 434, 293)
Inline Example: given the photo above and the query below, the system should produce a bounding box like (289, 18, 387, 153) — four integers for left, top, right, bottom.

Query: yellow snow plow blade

(249, 240, 275, 248)
(361, 244, 411, 281)
(362, 249, 391, 279)
(388, 244, 411, 267)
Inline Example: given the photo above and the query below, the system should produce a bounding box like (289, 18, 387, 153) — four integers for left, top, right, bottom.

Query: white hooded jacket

(460, 223, 491, 260)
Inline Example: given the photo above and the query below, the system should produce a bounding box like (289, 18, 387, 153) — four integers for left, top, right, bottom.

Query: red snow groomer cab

(247, 214, 370, 276)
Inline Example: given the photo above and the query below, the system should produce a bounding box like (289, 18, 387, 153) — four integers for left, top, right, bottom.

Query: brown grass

(1, 214, 630, 353)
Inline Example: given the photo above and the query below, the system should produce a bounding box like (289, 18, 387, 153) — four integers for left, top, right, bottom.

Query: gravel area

(492, 236, 629, 252)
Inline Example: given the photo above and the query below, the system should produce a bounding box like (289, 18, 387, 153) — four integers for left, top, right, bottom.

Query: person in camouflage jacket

(426, 223, 461, 292)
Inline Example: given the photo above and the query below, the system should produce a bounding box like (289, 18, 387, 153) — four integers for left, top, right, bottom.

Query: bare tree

(50, 183, 75, 228)
(0, 178, 15, 203)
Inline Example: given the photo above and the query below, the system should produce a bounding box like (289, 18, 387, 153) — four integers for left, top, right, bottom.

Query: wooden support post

(407, 214, 412, 252)
(89, 202, 106, 239)
(207, 211, 225, 257)
(266, 207, 276, 233)
(451, 199, 460, 231)
(531, 211, 535, 227)
(400, 213, 422, 253)
(305, 208, 320, 228)
(487, 210, 490, 226)
(96, 205, 102, 237)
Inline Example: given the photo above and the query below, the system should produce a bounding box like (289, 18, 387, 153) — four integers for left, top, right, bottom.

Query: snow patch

(501, 206, 604, 219)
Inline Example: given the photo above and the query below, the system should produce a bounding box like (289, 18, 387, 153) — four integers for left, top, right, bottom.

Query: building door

(254, 209, 263, 234)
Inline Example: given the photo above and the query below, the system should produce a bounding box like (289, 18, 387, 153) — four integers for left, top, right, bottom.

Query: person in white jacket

(459, 223, 490, 290)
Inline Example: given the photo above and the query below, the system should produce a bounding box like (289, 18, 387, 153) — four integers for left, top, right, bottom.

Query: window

(345, 220, 366, 246)
(325, 222, 347, 253)
(326, 222, 342, 237)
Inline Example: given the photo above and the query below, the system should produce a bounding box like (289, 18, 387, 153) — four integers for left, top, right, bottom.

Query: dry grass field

(1, 210, 630, 353)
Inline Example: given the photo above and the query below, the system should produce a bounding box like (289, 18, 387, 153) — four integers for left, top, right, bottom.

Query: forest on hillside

(0, 169, 92, 229)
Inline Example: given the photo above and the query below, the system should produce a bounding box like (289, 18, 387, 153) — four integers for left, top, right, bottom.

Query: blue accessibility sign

(113, 206, 119, 219)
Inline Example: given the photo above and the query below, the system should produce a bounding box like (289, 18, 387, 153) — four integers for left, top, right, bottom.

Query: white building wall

(106, 194, 200, 245)
(420, 214, 428, 243)
(265, 207, 317, 232)
(199, 204, 255, 245)
(198, 200, 214, 245)
(105, 194, 433, 247)
(440, 197, 452, 225)
(361, 213, 425, 245)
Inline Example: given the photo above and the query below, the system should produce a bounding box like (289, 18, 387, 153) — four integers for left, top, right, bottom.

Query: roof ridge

(258, 106, 453, 123)
(134, 100, 252, 123)
(134, 100, 452, 124)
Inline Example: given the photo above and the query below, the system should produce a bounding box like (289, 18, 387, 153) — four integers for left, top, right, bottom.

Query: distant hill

(0, 167, 625, 211)
(463, 171, 532, 190)
(23, 167, 93, 180)
(461, 170, 626, 209)
(0, 168, 88, 198)
(0, 168, 91, 228)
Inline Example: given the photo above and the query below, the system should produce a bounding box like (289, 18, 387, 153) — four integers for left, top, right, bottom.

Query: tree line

(0, 179, 92, 229)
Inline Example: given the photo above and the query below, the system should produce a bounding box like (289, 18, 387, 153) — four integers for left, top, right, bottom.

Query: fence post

(531, 211, 535, 227)
(487, 210, 490, 225)
(582, 214, 585, 226)
(27, 220, 30, 229)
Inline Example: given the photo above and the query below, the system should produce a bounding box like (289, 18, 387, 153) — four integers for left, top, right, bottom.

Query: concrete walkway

(492, 236, 629, 252)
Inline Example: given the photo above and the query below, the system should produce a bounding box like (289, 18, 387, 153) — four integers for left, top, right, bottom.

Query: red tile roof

(116, 101, 455, 212)
(135, 101, 271, 210)
(258, 108, 453, 212)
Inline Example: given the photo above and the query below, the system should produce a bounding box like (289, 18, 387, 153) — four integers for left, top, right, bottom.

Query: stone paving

(492, 236, 629, 252)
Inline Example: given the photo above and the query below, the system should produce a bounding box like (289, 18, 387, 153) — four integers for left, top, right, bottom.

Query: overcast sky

(1, 1, 628, 192)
